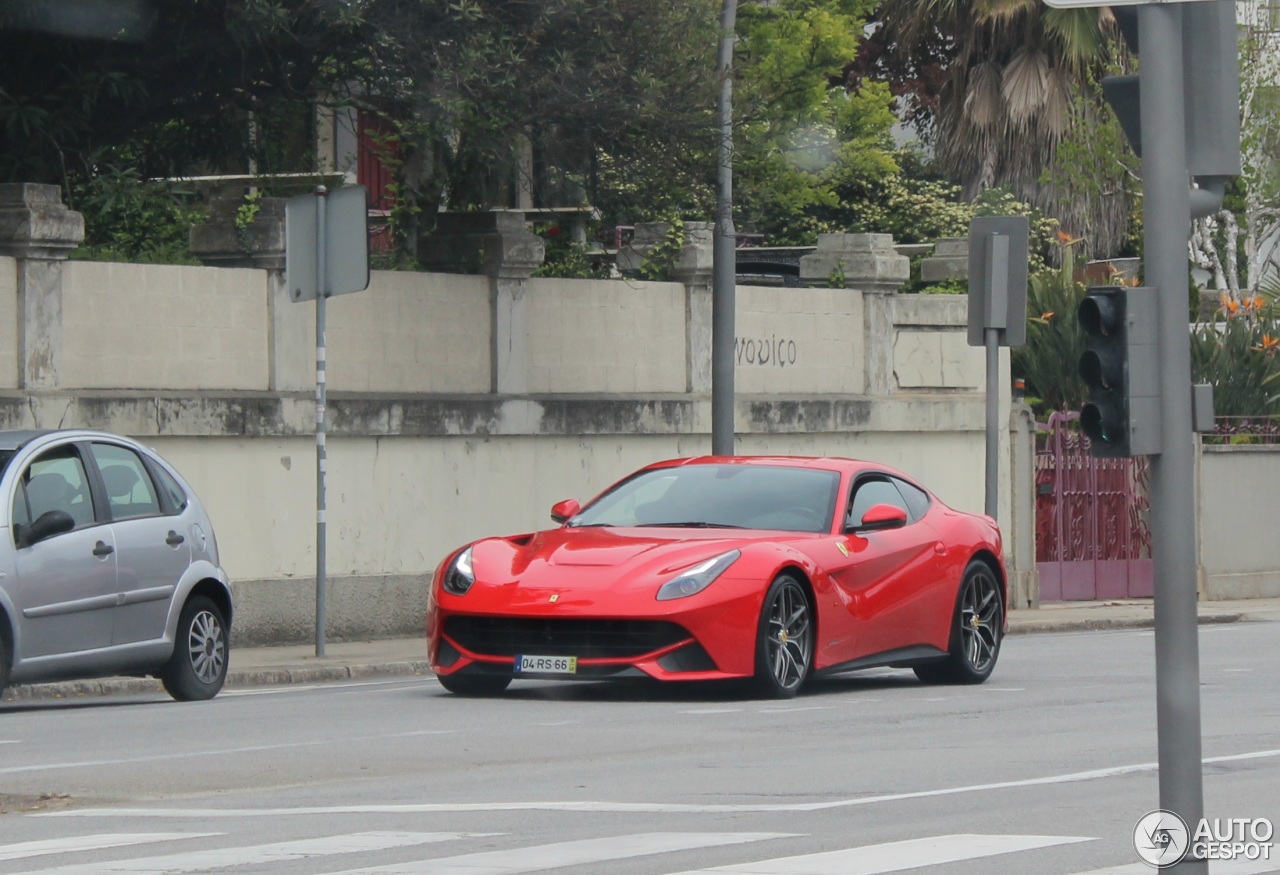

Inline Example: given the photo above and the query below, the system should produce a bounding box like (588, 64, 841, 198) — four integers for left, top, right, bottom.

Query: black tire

(751, 573, 814, 699)
(162, 596, 229, 701)
(0, 624, 10, 702)
(914, 560, 1003, 685)
(436, 671, 512, 696)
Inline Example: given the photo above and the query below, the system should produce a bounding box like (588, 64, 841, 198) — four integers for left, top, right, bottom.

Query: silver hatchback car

(0, 429, 231, 701)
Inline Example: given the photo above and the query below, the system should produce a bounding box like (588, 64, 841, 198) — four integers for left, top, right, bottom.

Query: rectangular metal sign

(285, 185, 371, 302)
(967, 216, 1029, 348)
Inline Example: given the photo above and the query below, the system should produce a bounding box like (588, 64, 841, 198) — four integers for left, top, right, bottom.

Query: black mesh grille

(445, 617, 690, 659)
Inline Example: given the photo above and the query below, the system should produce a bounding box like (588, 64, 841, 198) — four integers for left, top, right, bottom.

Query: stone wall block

(919, 237, 969, 283)
(420, 211, 545, 279)
(799, 232, 909, 291)
(0, 183, 84, 258)
(190, 196, 287, 270)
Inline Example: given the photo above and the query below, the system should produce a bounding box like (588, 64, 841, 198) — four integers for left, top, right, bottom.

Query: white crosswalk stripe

(18, 829, 1254, 875)
(0, 835, 215, 864)
(321, 832, 795, 875)
(658, 833, 1093, 875)
(7, 831, 480, 875)
(1068, 860, 1278, 875)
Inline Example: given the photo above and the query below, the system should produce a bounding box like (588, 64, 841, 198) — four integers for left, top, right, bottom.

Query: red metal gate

(1035, 411, 1153, 600)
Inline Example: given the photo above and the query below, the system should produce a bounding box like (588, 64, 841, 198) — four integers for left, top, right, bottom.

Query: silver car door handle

(166, 531, 185, 546)
(92, 541, 115, 557)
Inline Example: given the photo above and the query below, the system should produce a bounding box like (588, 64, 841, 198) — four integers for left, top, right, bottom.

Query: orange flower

(1221, 295, 1241, 316)
(1255, 334, 1279, 355)
(1253, 295, 1266, 310)
(1041, 310, 1055, 321)
(1055, 228, 1083, 246)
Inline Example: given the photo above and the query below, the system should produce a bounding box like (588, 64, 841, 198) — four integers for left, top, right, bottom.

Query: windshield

(0, 450, 12, 478)
(571, 464, 840, 533)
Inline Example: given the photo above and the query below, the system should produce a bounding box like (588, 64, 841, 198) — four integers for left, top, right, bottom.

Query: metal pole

(315, 185, 329, 658)
(1139, 7, 1205, 870)
(711, 0, 737, 456)
(984, 329, 999, 520)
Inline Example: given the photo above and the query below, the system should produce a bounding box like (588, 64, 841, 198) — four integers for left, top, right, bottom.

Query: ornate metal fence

(1035, 411, 1154, 600)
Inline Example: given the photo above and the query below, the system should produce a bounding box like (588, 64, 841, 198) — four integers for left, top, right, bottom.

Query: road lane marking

(679, 709, 744, 714)
(8, 831, 481, 875)
(323, 832, 794, 875)
(659, 834, 1092, 875)
(0, 835, 216, 863)
(42, 746, 1280, 819)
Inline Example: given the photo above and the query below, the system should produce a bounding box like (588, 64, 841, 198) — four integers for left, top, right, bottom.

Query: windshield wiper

(568, 522, 614, 528)
(635, 521, 746, 529)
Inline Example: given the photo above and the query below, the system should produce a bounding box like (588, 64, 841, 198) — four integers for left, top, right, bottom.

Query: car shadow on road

(428, 670, 928, 704)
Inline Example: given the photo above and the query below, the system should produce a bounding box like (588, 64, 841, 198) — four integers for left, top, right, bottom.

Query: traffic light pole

(1140, 6, 1206, 870)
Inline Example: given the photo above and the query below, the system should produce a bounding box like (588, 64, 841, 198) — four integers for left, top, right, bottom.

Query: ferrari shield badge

(836, 542, 849, 557)
(549, 593, 559, 603)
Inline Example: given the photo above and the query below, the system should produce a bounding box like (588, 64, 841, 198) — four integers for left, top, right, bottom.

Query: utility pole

(711, 0, 737, 456)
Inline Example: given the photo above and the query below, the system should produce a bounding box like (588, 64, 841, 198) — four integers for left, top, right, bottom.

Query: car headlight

(656, 550, 740, 601)
(443, 546, 475, 595)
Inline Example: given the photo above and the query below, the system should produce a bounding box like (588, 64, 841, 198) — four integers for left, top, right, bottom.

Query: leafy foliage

(67, 166, 202, 264)
(1011, 236, 1089, 417)
(532, 223, 611, 280)
(1190, 293, 1280, 418)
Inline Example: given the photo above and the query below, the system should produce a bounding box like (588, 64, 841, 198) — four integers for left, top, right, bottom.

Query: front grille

(445, 616, 690, 659)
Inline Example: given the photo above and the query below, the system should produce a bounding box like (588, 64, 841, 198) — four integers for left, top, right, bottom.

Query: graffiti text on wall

(735, 335, 798, 368)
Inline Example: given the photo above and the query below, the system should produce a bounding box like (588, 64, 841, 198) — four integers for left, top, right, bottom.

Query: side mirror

(849, 503, 908, 534)
(17, 509, 76, 548)
(550, 498, 581, 525)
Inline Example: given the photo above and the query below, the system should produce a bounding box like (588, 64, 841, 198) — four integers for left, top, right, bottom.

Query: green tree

(858, 1, 1134, 259)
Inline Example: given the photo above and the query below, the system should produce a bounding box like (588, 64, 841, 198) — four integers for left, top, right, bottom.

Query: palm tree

(868, 0, 1132, 257)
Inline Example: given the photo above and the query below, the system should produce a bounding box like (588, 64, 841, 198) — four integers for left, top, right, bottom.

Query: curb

(1006, 611, 1246, 636)
(4, 661, 433, 703)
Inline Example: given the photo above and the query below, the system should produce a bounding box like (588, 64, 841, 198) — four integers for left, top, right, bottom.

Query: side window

(847, 477, 910, 527)
(24, 451, 96, 527)
(151, 464, 188, 514)
(892, 477, 931, 521)
(90, 443, 161, 521)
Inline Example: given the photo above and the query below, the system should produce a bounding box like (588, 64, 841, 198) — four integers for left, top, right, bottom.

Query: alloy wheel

(764, 579, 812, 691)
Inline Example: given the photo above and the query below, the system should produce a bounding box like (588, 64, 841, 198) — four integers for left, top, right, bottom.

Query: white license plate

(514, 654, 578, 674)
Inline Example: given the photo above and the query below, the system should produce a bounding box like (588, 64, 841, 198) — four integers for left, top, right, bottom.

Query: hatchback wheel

(752, 574, 813, 699)
(162, 596, 229, 701)
(0, 626, 10, 701)
(915, 560, 1002, 685)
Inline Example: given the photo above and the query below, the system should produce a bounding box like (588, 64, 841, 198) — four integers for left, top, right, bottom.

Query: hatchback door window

(90, 443, 161, 521)
(23, 453, 95, 528)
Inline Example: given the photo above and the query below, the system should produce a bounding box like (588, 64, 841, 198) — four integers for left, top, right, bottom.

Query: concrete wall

(0, 257, 17, 389)
(62, 261, 270, 390)
(1198, 443, 1280, 598)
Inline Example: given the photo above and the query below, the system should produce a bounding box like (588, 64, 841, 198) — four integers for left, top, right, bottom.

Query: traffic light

(1077, 286, 1162, 457)
(1101, 3, 1240, 218)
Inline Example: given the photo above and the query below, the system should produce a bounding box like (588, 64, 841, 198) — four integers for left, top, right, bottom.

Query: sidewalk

(6, 597, 1280, 702)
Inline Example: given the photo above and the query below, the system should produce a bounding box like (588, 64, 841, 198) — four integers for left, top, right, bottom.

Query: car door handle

(933, 541, 947, 555)
(166, 531, 185, 546)
(92, 541, 115, 557)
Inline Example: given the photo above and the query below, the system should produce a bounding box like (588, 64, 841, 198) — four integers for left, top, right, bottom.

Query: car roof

(0, 429, 140, 453)
(646, 455, 899, 476)
(0, 429, 56, 452)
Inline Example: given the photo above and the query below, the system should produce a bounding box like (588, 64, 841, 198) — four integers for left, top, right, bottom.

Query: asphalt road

(1, 622, 1277, 875)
